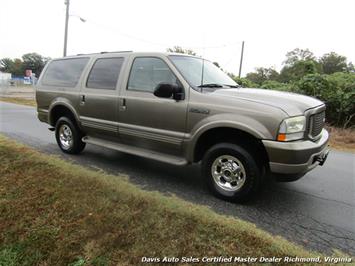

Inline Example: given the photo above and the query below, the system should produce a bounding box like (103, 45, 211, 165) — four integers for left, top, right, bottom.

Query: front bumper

(262, 129, 330, 177)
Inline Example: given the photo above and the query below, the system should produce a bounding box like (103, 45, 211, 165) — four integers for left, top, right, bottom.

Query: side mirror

(153, 83, 184, 101)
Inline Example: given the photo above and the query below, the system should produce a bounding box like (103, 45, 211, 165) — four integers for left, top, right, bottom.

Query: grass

(0, 97, 36, 107)
(326, 126, 355, 152)
(0, 135, 345, 266)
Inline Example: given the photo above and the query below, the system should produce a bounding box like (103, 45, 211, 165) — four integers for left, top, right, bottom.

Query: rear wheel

(55, 117, 85, 154)
(202, 143, 261, 202)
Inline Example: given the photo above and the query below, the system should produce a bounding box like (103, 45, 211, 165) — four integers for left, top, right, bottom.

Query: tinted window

(42, 58, 89, 87)
(86, 57, 124, 89)
(127, 57, 178, 92)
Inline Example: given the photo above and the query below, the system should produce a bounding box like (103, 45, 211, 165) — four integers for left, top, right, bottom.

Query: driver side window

(127, 57, 178, 93)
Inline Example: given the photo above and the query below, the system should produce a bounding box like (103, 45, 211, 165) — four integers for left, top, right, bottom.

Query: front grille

(308, 111, 325, 138)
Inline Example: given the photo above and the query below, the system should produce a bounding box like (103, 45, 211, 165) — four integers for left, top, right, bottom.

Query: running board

(82, 136, 188, 166)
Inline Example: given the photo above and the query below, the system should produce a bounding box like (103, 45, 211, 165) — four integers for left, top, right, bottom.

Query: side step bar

(82, 136, 188, 166)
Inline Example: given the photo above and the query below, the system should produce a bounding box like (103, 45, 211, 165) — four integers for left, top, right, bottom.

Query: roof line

(76, 50, 133, 56)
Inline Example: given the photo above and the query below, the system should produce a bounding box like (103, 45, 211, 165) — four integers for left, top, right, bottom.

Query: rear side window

(86, 57, 124, 90)
(41, 58, 89, 87)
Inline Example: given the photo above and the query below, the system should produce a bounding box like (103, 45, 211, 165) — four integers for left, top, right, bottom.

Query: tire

(201, 143, 261, 202)
(55, 117, 86, 154)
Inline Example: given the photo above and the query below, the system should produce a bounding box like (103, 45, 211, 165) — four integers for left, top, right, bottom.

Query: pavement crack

(294, 223, 355, 242)
(269, 186, 354, 208)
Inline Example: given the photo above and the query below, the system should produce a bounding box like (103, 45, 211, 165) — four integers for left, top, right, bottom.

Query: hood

(212, 88, 324, 116)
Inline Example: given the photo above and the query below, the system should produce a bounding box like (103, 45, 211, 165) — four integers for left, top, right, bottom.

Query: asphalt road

(1, 101, 354, 255)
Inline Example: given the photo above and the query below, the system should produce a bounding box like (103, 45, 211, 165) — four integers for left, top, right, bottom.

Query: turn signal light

(277, 133, 286, 141)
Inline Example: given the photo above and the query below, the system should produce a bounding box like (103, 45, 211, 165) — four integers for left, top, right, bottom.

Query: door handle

(120, 98, 127, 111)
(80, 95, 85, 106)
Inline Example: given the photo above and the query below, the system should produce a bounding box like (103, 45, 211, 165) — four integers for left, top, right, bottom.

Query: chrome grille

(308, 111, 325, 138)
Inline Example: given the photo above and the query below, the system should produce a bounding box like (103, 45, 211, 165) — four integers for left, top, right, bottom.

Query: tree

(167, 46, 197, 56)
(283, 48, 315, 66)
(0, 58, 13, 72)
(1, 53, 50, 77)
(347, 62, 355, 72)
(319, 52, 348, 74)
(279, 60, 318, 82)
(0, 58, 24, 76)
(245, 67, 279, 85)
(22, 53, 50, 77)
(278, 48, 322, 82)
(12, 59, 25, 76)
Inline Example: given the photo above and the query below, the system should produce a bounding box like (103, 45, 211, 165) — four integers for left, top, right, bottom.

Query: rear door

(117, 55, 188, 156)
(78, 56, 125, 137)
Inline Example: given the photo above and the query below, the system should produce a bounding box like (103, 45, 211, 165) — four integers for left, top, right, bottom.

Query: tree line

(231, 48, 354, 128)
(235, 48, 354, 85)
(0, 53, 50, 77)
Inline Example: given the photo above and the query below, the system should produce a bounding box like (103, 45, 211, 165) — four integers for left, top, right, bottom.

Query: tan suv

(36, 51, 329, 201)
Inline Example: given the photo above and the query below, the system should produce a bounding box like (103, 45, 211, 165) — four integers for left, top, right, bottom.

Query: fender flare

(186, 120, 271, 162)
(48, 99, 81, 127)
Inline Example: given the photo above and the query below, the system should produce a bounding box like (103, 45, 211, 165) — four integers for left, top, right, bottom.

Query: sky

(0, 0, 354, 76)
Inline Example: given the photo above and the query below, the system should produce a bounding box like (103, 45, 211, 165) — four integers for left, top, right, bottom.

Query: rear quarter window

(41, 58, 89, 87)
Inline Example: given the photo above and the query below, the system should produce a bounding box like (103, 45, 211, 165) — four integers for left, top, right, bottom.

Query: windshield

(169, 55, 238, 88)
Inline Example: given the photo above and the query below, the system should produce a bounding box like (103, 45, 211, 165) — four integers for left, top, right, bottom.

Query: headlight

(277, 116, 306, 141)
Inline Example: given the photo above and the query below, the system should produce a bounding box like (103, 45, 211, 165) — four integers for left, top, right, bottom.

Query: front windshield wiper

(223, 84, 240, 88)
(197, 83, 240, 89)
(197, 83, 223, 88)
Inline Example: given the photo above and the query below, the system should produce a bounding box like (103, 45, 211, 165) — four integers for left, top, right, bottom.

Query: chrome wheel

(211, 155, 246, 192)
(59, 124, 73, 150)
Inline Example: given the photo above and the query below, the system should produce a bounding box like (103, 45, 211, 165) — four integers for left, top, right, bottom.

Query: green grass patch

(0, 135, 350, 265)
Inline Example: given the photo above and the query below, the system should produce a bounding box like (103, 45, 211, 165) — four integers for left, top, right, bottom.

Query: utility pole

(238, 41, 245, 78)
(63, 0, 70, 57)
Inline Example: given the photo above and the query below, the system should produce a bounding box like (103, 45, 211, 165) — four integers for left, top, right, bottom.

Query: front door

(118, 56, 188, 156)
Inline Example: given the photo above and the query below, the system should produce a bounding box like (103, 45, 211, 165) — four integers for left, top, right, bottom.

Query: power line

(65, 10, 244, 73)
(83, 17, 242, 51)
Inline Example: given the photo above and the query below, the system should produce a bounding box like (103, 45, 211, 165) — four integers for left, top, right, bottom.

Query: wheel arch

(48, 100, 81, 128)
(189, 126, 270, 170)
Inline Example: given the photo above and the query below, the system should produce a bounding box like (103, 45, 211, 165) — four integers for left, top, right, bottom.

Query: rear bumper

(37, 108, 49, 123)
(262, 129, 329, 178)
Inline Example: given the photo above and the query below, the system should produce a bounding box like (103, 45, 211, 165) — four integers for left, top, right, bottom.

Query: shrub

(244, 72, 354, 127)
(233, 77, 259, 88)
(294, 73, 355, 127)
(260, 80, 292, 91)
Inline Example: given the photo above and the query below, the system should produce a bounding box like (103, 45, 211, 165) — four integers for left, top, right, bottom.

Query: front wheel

(55, 117, 86, 154)
(202, 143, 261, 202)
